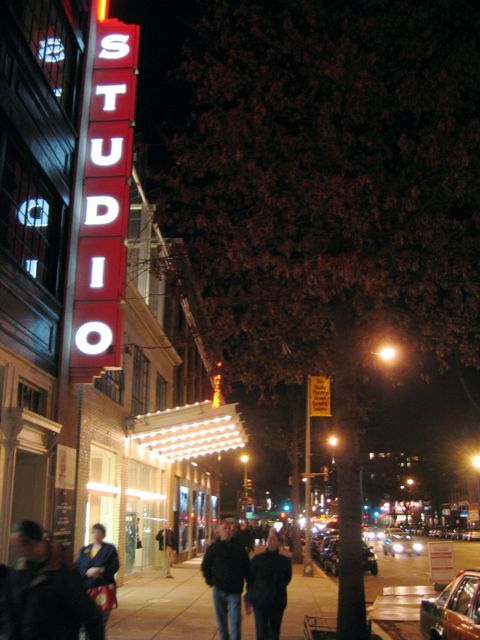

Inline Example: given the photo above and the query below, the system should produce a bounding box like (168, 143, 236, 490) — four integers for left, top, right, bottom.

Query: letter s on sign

(99, 34, 130, 60)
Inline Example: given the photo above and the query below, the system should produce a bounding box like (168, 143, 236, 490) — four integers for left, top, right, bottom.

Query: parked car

(383, 532, 424, 557)
(446, 528, 464, 540)
(420, 570, 480, 639)
(463, 529, 480, 541)
(324, 540, 378, 576)
(316, 536, 339, 568)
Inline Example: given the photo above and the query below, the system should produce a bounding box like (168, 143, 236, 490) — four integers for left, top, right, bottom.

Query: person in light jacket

(247, 529, 292, 640)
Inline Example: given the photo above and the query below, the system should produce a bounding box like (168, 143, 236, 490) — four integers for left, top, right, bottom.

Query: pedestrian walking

(3, 520, 103, 640)
(246, 529, 292, 640)
(75, 523, 119, 637)
(201, 517, 250, 640)
(155, 523, 177, 578)
(234, 522, 255, 555)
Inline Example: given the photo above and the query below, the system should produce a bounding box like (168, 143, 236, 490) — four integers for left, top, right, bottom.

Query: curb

(371, 621, 395, 640)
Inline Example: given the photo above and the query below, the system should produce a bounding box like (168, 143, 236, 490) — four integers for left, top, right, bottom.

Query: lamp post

(240, 454, 249, 516)
(334, 341, 399, 640)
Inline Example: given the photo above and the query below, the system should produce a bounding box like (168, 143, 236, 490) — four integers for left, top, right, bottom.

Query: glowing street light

(473, 455, 480, 470)
(327, 434, 339, 464)
(377, 346, 397, 361)
(328, 435, 339, 448)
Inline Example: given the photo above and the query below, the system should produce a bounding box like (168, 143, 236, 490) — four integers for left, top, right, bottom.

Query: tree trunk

(336, 425, 369, 640)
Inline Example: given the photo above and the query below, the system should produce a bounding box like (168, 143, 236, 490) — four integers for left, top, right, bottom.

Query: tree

(238, 384, 305, 563)
(157, 1, 480, 637)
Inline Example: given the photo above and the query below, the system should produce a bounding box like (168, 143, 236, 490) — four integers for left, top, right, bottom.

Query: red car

(421, 570, 480, 639)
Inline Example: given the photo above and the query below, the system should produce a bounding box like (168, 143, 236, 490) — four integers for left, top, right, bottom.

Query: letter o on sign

(75, 321, 113, 355)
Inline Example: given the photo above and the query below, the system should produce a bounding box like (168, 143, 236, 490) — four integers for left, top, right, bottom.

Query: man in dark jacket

(247, 528, 292, 640)
(201, 517, 250, 640)
(3, 520, 103, 640)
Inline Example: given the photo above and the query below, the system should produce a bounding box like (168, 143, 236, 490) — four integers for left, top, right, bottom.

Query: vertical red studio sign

(70, 19, 139, 383)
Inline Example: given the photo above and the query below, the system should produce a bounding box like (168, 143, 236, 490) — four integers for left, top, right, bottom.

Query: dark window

(0, 133, 64, 295)
(94, 370, 124, 405)
(18, 382, 47, 416)
(449, 577, 478, 617)
(156, 373, 167, 411)
(11, 0, 82, 118)
(132, 348, 149, 415)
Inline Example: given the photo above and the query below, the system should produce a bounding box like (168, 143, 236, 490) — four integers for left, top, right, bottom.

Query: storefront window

(179, 485, 189, 553)
(211, 495, 218, 530)
(197, 492, 206, 551)
(125, 460, 163, 574)
(86, 445, 118, 546)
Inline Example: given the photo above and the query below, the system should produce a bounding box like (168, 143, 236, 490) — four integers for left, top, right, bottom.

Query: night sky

(111, 1, 480, 504)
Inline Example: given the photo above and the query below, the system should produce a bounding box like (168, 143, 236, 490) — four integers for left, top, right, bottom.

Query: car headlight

(413, 543, 423, 552)
(393, 543, 404, 553)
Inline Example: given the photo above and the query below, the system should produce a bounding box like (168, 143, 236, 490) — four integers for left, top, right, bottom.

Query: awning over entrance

(128, 401, 247, 462)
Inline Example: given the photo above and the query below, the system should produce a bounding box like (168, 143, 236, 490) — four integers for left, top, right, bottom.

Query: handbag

(88, 583, 118, 612)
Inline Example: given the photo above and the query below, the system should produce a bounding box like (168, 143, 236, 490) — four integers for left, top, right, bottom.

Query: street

(363, 537, 479, 606)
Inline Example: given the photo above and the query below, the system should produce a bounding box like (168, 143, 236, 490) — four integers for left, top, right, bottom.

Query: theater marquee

(70, 17, 140, 383)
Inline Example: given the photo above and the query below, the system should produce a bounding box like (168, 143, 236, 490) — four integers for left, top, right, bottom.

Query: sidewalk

(106, 557, 415, 639)
(108, 557, 337, 639)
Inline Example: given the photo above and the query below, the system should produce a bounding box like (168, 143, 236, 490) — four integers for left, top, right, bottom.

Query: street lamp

(378, 346, 396, 361)
(371, 344, 398, 365)
(473, 455, 480, 470)
(327, 434, 339, 464)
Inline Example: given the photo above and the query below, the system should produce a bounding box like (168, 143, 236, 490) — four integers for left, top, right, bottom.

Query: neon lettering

(17, 198, 50, 227)
(90, 257, 106, 288)
(99, 34, 130, 60)
(38, 37, 65, 63)
(95, 84, 127, 111)
(84, 195, 119, 225)
(75, 321, 113, 355)
(90, 137, 123, 166)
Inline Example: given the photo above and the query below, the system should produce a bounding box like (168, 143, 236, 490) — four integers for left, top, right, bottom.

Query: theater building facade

(0, 0, 246, 581)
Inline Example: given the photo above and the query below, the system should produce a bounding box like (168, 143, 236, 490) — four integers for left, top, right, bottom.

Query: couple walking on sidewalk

(201, 517, 292, 640)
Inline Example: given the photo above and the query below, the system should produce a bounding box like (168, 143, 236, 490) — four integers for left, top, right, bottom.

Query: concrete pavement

(107, 557, 423, 639)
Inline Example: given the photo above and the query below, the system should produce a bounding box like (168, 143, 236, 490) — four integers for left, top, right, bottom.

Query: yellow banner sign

(309, 376, 331, 417)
